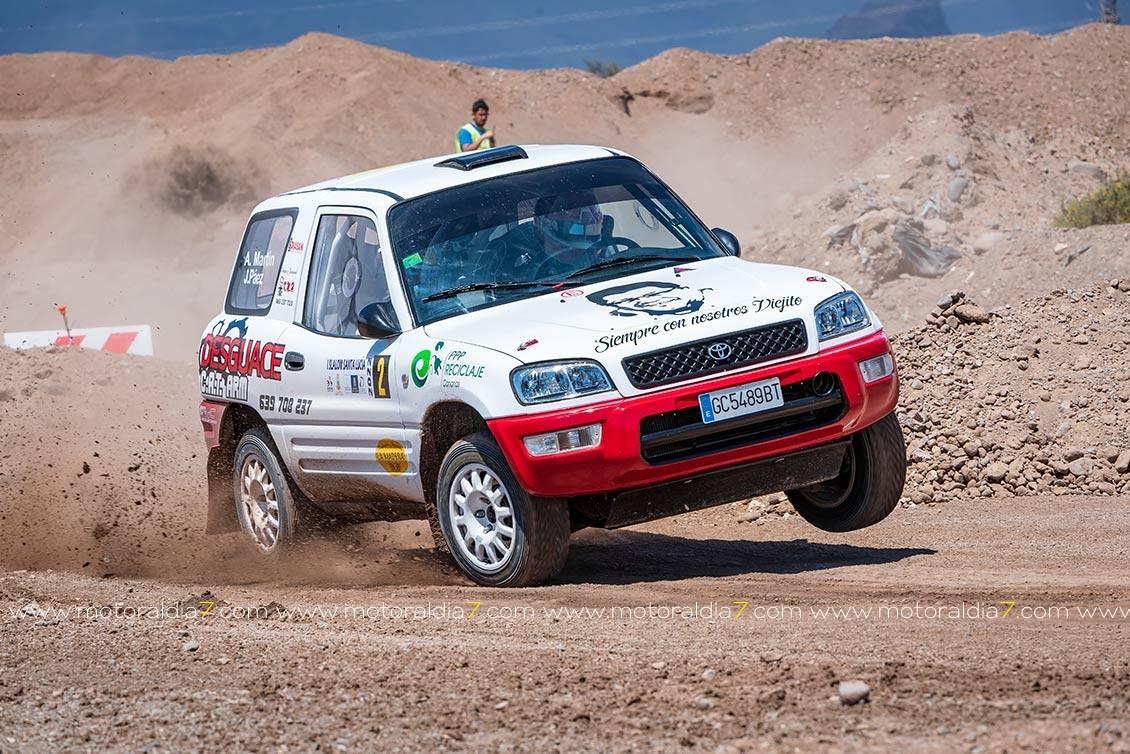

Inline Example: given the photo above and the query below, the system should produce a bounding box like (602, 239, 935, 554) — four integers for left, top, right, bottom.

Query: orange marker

(55, 304, 74, 346)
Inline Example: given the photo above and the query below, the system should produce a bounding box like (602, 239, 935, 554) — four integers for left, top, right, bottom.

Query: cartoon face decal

(586, 281, 710, 317)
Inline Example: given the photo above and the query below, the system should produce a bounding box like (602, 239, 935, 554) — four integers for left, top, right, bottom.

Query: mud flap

(205, 446, 239, 534)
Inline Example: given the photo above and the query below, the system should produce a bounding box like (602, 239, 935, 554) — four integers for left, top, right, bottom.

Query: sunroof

(434, 145, 529, 171)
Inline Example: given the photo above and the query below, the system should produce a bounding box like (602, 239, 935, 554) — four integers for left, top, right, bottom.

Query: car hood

(423, 257, 849, 372)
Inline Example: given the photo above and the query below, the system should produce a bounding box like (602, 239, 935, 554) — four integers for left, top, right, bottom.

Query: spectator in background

(456, 99, 494, 152)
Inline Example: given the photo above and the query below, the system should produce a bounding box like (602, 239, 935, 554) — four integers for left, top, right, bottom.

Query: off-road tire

(785, 411, 906, 532)
(436, 431, 570, 587)
(232, 427, 300, 555)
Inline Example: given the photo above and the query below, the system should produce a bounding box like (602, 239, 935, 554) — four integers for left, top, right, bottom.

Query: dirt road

(3, 495, 1128, 753)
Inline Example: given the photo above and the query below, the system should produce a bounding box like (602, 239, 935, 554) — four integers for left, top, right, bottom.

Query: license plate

(698, 377, 784, 424)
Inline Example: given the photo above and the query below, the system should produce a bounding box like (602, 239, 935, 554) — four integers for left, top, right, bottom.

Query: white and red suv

(199, 145, 905, 586)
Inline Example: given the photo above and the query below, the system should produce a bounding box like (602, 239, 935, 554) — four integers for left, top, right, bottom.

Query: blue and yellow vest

(456, 122, 493, 151)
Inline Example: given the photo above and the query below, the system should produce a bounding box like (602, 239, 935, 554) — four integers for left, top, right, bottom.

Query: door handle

(284, 351, 305, 371)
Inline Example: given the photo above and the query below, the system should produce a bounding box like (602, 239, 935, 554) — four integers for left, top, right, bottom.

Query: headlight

(814, 292, 871, 341)
(511, 361, 614, 405)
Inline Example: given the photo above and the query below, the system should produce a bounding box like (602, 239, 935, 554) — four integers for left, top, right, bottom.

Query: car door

(274, 208, 418, 505)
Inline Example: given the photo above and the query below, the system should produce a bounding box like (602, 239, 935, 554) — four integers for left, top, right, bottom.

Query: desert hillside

(1, 24, 1128, 356)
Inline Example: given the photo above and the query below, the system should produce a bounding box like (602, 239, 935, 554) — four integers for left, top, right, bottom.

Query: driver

(503, 191, 609, 279)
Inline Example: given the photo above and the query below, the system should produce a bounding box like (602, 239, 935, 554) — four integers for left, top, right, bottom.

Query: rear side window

(226, 209, 297, 315)
(304, 214, 392, 338)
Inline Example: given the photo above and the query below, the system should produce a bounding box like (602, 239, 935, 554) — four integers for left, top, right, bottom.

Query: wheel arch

(205, 403, 269, 534)
(418, 401, 491, 510)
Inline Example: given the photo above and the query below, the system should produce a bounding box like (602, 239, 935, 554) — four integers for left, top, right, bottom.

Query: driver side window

(304, 214, 391, 338)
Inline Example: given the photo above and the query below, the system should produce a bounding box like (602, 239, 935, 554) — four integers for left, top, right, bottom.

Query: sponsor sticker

(375, 439, 408, 475)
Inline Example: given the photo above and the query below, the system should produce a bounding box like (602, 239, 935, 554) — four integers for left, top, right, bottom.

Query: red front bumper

(487, 330, 898, 497)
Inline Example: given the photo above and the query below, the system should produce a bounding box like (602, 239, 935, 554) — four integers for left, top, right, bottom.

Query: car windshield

(387, 157, 727, 325)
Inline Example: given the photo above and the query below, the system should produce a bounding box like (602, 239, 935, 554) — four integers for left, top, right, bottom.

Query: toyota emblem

(707, 342, 733, 361)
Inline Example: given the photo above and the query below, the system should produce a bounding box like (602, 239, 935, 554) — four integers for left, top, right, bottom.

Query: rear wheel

(232, 427, 298, 555)
(436, 432, 570, 587)
(786, 411, 906, 532)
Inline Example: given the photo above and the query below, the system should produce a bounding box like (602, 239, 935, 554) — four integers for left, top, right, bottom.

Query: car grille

(638, 374, 846, 465)
(622, 319, 808, 388)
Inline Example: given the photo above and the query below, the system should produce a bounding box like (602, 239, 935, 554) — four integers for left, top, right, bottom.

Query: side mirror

(712, 227, 741, 257)
(357, 302, 400, 340)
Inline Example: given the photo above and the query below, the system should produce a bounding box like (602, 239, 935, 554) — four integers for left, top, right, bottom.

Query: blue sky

(0, 1, 1111, 68)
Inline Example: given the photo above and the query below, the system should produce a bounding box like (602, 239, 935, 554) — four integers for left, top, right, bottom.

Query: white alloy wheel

(239, 455, 281, 552)
(448, 463, 516, 573)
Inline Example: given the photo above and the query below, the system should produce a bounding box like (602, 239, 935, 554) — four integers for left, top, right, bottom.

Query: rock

(947, 177, 969, 202)
(972, 232, 1005, 255)
(854, 208, 899, 235)
(892, 197, 915, 214)
(824, 224, 855, 244)
(910, 379, 924, 390)
(702, 668, 718, 681)
(1097, 447, 1121, 463)
(1115, 451, 1130, 474)
(923, 217, 948, 236)
(493, 700, 509, 710)
(837, 680, 871, 705)
(1068, 159, 1107, 182)
(1057, 423, 1074, 439)
(936, 293, 957, 309)
(953, 304, 989, 324)
(650, 661, 667, 670)
(693, 696, 715, 710)
(945, 154, 962, 170)
(1063, 448, 1085, 461)
(182, 639, 200, 653)
(921, 154, 939, 167)
(1012, 344, 1038, 360)
(1119, 280, 1130, 293)
(759, 651, 784, 663)
(984, 462, 1008, 482)
(828, 190, 849, 211)
(1068, 458, 1093, 477)
(20, 602, 47, 619)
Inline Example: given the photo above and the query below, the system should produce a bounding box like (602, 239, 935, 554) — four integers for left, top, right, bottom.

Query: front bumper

(487, 330, 898, 498)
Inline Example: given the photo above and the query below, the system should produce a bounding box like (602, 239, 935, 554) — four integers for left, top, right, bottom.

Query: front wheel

(436, 432, 570, 587)
(785, 412, 906, 532)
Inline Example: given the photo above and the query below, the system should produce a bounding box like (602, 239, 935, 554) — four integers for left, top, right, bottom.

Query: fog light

(858, 353, 895, 383)
(523, 423, 603, 457)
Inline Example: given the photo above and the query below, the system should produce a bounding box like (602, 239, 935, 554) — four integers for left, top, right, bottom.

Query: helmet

(535, 192, 604, 254)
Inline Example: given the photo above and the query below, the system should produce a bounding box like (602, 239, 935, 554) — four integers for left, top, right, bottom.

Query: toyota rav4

(199, 145, 905, 586)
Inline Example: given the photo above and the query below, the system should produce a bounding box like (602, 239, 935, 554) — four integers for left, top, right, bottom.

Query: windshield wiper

(422, 281, 563, 303)
(565, 254, 703, 280)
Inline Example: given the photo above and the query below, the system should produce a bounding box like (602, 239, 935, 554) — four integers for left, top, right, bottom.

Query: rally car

(198, 144, 905, 587)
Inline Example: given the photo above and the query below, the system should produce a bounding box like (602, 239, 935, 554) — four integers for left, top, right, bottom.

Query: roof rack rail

(435, 145, 528, 171)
